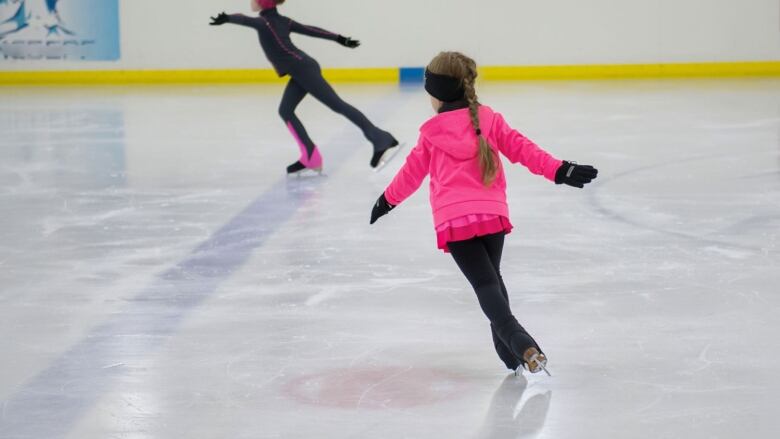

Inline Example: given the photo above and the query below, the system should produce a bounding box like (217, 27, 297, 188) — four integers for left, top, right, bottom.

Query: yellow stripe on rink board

(0, 62, 778, 85)
(480, 61, 780, 80)
(0, 67, 399, 85)
(322, 68, 399, 83)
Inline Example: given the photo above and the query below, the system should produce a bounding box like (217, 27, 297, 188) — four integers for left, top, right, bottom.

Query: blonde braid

(456, 54, 497, 186)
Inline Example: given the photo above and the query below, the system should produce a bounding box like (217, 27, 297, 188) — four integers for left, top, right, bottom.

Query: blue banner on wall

(0, 0, 120, 61)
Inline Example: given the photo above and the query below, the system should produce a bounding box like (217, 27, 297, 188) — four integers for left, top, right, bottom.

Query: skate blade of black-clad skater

(372, 142, 406, 172)
(210, 0, 399, 174)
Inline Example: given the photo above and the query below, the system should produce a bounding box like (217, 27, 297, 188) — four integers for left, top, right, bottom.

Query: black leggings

(278, 59, 394, 161)
(448, 233, 543, 370)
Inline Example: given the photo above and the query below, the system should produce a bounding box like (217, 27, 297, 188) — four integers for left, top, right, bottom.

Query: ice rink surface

(1, 79, 778, 438)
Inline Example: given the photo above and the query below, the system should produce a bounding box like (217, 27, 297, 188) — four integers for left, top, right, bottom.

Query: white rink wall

(1, 0, 779, 71)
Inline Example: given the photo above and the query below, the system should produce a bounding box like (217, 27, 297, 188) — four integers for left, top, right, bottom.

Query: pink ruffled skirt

(435, 214, 513, 253)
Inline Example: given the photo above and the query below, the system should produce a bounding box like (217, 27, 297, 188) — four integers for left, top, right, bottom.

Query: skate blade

(373, 143, 405, 173)
(287, 167, 324, 178)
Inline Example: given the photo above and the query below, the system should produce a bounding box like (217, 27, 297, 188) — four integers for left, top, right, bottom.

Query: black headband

(424, 69, 465, 102)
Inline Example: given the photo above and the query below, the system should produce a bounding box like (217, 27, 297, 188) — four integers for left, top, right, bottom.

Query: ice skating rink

(1, 79, 778, 438)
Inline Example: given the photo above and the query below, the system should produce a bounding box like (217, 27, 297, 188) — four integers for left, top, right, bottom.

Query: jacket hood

(419, 105, 497, 160)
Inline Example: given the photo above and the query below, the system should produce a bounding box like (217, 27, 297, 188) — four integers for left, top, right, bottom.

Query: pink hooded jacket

(384, 105, 562, 227)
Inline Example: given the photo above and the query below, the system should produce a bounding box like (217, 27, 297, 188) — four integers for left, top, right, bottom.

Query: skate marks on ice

(0, 178, 324, 439)
(0, 92, 410, 439)
(474, 375, 552, 439)
(586, 152, 779, 254)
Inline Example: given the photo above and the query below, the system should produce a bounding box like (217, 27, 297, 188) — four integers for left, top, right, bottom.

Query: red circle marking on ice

(283, 366, 470, 409)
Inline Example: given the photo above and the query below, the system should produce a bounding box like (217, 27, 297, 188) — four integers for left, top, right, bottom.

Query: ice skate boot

(515, 347, 550, 376)
(370, 134, 402, 171)
(286, 160, 323, 177)
(287, 146, 323, 177)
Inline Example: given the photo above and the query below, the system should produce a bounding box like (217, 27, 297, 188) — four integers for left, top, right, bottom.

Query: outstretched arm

(370, 136, 431, 224)
(384, 137, 431, 206)
(289, 19, 339, 40)
(492, 113, 598, 188)
(210, 12, 263, 29)
(289, 19, 360, 48)
(492, 112, 562, 182)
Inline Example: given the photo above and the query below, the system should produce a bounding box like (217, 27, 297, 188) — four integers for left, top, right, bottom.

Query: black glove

(555, 161, 598, 188)
(210, 12, 229, 26)
(337, 35, 361, 48)
(370, 193, 395, 224)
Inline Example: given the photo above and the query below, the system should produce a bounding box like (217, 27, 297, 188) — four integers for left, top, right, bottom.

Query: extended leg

(449, 236, 537, 369)
(291, 62, 397, 155)
(479, 232, 522, 369)
(279, 78, 322, 171)
(481, 233, 545, 357)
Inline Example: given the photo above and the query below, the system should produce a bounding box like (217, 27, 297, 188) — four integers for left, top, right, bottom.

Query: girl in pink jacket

(370, 52, 598, 375)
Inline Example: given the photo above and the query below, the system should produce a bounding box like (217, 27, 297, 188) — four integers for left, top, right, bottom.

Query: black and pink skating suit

(225, 8, 397, 171)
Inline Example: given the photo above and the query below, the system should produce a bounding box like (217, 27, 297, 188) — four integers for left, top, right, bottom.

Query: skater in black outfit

(210, 0, 399, 174)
